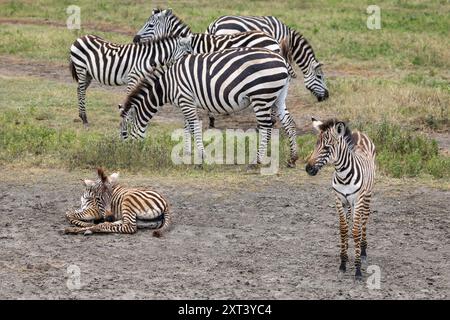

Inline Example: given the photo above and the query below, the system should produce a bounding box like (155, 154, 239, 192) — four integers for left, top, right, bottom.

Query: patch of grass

(356, 120, 449, 179)
(0, 24, 130, 62)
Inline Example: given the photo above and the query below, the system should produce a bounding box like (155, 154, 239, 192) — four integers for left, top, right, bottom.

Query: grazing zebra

(119, 47, 299, 167)
(64, 168, 171, 237)
(207, 15, 328, 101)
(133, 9, 328, 102)
(69, 34, 190, 125)
(133, 9, 296, 128)
(305, 118, 376, 280)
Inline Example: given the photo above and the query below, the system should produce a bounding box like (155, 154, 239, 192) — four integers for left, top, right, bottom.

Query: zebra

(65, 192, 102, 228)
(64, 168, 171, 237)
(207, 15, 328, 102)
(69, 34, 191, 126)
(133, 10, 296, 128)
(133, 9, 328, 102)
(119, 47, 299, 167)
(305, 118, 376, 280)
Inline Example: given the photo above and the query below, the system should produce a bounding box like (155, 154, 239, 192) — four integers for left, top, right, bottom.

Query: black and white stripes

(207, 15, 329, 101)
(120, 47, 299, 166)
(65, 168, 171, 237)
(306, 118, 376, 280)
(69, 34, 190, 125)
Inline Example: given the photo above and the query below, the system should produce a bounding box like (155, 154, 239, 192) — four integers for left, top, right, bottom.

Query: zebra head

(133, 8, 191, 43)
(306, 118, 350, 176)
(304, 61, 329, 102)
(82, 168, 119, 222)
(172, 35, 193, 62)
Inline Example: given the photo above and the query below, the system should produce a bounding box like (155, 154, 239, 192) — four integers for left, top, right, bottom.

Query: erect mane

(121, 64, 168, 116)
(320, 119, 355, 148)
(289, 28, 317, 60)
(121, 78, 151, 116)
(137, 34, 180, 46)
(157, 8, 191, 35)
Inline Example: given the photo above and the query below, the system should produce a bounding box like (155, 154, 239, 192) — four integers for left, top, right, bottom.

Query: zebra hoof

(64, 227, 80, 234)
(355, 268, 363, 281)
(194, 164, 203, 170)
(339, 263, 346, 273)
(83, 230, 93, 236)
(246, 163, 259, 172)
(287, 160, 296, 168)
(361, 255, 368, 264)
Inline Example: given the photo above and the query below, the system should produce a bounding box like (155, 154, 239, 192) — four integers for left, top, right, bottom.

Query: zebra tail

(152, 205, 172, 238)
(280, 38, 297, 78)
(69, 59, 79, 82)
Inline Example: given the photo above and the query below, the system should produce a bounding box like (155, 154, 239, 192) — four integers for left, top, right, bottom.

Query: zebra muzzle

(305, 163, 319, 176)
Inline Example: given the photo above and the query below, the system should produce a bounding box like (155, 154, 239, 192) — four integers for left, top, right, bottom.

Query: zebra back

(207, 15, 328, 100)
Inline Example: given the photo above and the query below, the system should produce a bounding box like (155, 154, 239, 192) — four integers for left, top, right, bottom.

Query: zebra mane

(154, 8, 192, 35)
(137, 34, 181, 46)
(121, 78, 151, 116)
(121, 65, 167, 117)
(320, 119, 355, 149)
(289, 28, 318, 62)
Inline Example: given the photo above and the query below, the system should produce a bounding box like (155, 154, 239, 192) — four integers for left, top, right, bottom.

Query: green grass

(0, 1, 449, 181)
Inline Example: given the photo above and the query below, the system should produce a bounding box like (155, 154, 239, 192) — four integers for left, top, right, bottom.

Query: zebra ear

(163, 8, 172, 16)
(83, 179, 95, 187)
(108, 172, 120, 185)
(311, 117, 323, 132)
(152, 8, 161, 15)
(336, 122, 346, 136)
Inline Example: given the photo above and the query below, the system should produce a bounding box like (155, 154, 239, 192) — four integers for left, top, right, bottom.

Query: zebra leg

(360, 194, 372, 264)
(183, 119, 192, 156)
(335, 197, 349, 273)
(208, 113, 216, 129)
(352, 199, 365, 280)
(181, 105, 205, 163)
(274, 83, 298, 167)
(253, 106, 273, 165)
(65, 209, 100, 228)
(270, 106, 277, 127)
(152, 208, 172, 238)
(88, 220, 137, 234)
(76, 73, 92, 126)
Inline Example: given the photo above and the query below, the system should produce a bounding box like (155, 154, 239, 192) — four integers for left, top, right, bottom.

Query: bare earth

(0, 20, 448, 299)
(0, 170, 448, 299)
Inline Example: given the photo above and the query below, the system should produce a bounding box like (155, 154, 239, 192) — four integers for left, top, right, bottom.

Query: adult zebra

(69, 34, 190, 125)
(65, 168, 172, 237)
(306, 118, 376, 280)
(133, 9, 296, 128)
(207, 15, 328, 102)
(133, 9, 328, 102)
(120, 47, 299, 167)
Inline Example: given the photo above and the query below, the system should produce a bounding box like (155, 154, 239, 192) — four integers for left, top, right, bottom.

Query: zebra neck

(289, 29, 318, 75)
(333, 141, 355, 177)
(170, 16, 192, 37)
(140, 39, 178, 68)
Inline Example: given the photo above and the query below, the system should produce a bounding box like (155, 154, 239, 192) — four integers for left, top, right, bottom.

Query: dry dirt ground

(0, 169, 448, 299)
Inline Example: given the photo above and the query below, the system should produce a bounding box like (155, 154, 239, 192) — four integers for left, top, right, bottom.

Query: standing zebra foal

(119, 47, 299, 167)
(69, 34, 190, 125)
(306, 118, 376, 280)
(65, 168, 171, 237)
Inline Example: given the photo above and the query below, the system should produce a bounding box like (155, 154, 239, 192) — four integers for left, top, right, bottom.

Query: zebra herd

(65, 9, 375, 280)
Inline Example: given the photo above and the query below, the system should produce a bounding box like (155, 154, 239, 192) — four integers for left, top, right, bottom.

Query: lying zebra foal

(65, 168, 171, 237)
(306, 118, 376, 280)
